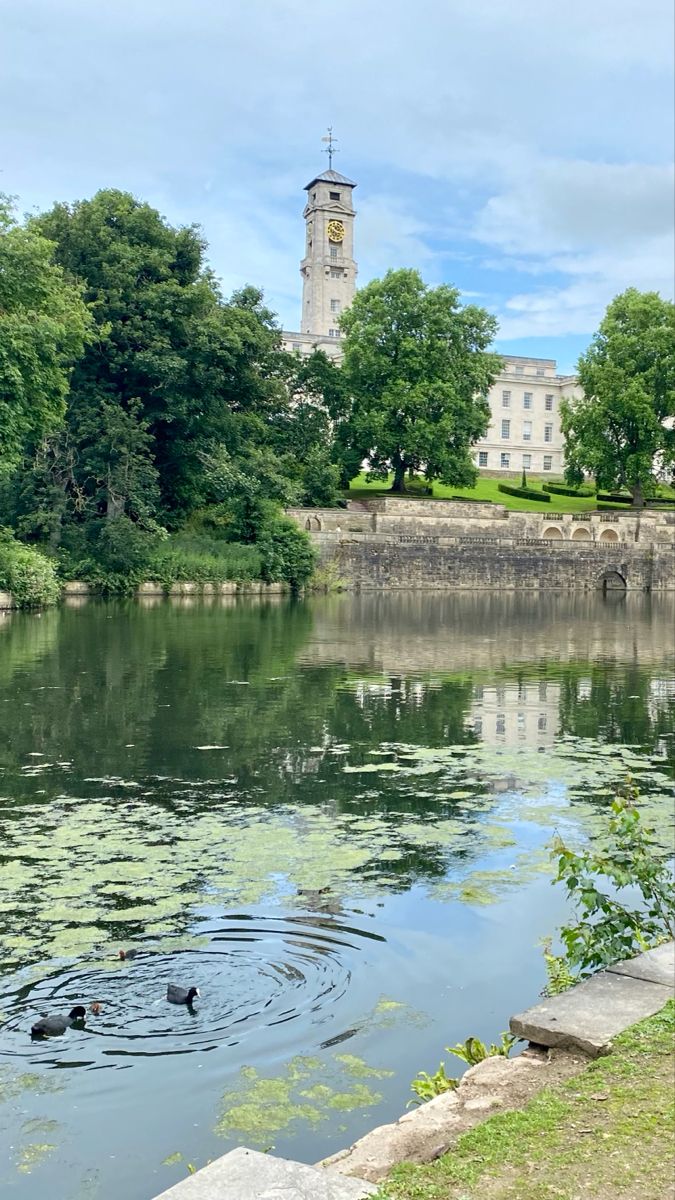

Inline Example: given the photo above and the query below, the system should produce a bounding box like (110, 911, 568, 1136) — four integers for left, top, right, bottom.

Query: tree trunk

(391, 458, 406, 493)
(631, 482, 645, 508)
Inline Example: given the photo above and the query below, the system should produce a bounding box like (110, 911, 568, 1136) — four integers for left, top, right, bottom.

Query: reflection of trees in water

(556, 665, 675, 772)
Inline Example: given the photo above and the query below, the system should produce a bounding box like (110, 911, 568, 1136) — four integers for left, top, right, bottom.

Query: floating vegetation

(216, 1053, 386, 1144)
(0, 727, 672, 967)
(16, 1141, 57, 1174)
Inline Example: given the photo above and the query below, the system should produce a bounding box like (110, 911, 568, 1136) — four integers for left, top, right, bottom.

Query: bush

(550, 779, 675, 977)
(497, 482, 551, 502)
(0, 529, 61, 607)
(257, 517, 317, 590)
(596, 491, 633, 504)
(150, 536, 262, 585)
(543, 482, 595, 497)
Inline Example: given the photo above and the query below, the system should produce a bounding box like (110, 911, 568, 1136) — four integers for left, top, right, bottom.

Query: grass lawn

(348, 474, 675, 514)
(376, 1000, 675, 1200)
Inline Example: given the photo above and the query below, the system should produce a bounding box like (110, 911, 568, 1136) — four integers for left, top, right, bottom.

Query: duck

(167, 984, 200, 1005)
(118, 948, 140, 960)
(31, 1005, 86, 1038)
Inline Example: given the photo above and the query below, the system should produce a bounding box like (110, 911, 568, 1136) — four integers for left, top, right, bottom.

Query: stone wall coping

(510, 940, 674, 1057)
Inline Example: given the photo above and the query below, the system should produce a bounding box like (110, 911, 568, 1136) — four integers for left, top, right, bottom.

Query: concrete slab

(607, 940, 675, 987)
(151, 1146, 377, 1200)
(510, 969, 672, 1057)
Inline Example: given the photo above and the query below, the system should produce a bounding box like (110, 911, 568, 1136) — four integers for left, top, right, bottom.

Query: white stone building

(282, 163, 579, 475)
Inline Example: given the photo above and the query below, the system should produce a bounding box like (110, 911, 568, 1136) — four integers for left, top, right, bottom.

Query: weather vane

(321, 127, 339, 169)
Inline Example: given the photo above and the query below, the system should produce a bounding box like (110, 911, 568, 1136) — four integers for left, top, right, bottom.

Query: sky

(1, 0, 673, 374)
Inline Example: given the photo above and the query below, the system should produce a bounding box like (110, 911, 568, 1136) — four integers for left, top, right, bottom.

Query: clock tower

(300, 167, 357, 339)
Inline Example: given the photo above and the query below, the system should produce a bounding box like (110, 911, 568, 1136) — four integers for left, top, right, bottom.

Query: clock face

(327, 219, 345, 243)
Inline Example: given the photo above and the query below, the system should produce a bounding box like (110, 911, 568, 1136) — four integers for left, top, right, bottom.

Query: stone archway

(572, 526, 591, 540)
(311, 516, 322, 532)
(305, 519, 312, 531)
(599, 527, 619, 543)
(600, 570, 627, 592)
(543, 526, 563, 539)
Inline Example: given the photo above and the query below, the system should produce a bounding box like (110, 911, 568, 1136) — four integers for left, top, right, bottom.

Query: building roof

(304, 168, 357, 190)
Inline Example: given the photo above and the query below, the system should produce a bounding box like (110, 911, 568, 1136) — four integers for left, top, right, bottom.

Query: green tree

(561, 289, 675, 507)
(0, 197, 91, 475)
(339, 268, 501, 493)
(29, 192, 285, 532)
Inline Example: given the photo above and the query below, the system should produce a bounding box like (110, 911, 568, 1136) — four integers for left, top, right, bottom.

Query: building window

(502, 390, 511, 407)
(496, 714, 506, 734)
(330, 268, 342, 278)
(536, 366, 545, 376)
(538, 713, 548, 731)
(545, 393, 554, 411)
(522, 453, 531, 469)
(329, 246, 338, 259)
(330, 299, 340, 313)
(328, 328, 341, 338)
(500, 452, 510, 468)
(523, 421, 532, 441)
(478, 451, 488, 467)
(515, 365, 524, 376)
(544, 424, 553, 443)
(543, 455, 552, 471)
(523, 392, 532, 409)
(329, 191, 341, 200)
(501, 419, 510, 439)
(292, 342, 302, 352)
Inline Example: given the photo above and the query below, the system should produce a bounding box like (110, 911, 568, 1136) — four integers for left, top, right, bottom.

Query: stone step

(152, 1146, 377, 1200)
(510, 940, 674, 1057)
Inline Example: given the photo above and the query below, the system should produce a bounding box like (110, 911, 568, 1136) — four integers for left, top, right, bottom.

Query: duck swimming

(31, 1006, 86, 1038)
(167, 984, 200, 1005)
(118, 948, 140, 960)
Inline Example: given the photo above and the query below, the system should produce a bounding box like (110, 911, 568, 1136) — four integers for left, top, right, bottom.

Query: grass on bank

(348, 474, 675, 514)
(377, 1000, 675, 1200)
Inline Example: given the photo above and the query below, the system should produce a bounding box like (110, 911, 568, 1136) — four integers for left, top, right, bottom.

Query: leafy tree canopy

(0, 197, 92, 475)
(339, 268, 501, 492)
(561, 289, 675, 506)
(30, 192, 286, 528)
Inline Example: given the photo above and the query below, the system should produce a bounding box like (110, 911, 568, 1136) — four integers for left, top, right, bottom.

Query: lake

(0, 592, 673, 1200)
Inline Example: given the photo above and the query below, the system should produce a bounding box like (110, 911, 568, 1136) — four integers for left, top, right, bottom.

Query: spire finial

(321, 126, 339, 169)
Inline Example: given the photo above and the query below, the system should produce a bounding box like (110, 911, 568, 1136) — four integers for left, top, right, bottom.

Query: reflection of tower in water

(467, 681, 561, 747)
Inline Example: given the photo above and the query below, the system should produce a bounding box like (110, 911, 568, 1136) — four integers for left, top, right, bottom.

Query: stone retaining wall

(286, 499, 675, 591)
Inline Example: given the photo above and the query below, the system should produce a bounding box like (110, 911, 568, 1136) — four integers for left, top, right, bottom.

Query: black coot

(31, 1005, 86, 1038)
(167, 984, 200, 1005)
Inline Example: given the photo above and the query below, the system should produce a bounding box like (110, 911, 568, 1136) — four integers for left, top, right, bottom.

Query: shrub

(257, 517, 317, 590)
(596, 491, 633, 503)
(497, 482, 551, 502)
(150, 538, 262, 585)
(543, 482, 595, 497)
(0, 529, 61, 607)
(550, 779, 675, 977)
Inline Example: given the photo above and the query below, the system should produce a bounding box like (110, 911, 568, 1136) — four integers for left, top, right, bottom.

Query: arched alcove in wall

(600, 570, 627, 591)
(571, 526, 591, 540)
(599, 527, 619, 543)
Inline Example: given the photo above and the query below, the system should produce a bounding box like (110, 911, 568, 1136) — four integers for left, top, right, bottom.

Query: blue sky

(2, 0, 673, 374)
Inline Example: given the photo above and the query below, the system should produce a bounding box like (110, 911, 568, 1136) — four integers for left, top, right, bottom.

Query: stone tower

(300, 168, 357, 338)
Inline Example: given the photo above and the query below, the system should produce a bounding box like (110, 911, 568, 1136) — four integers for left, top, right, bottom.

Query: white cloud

(0, 0, 672, 345)
(473, 160, 674, 337)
